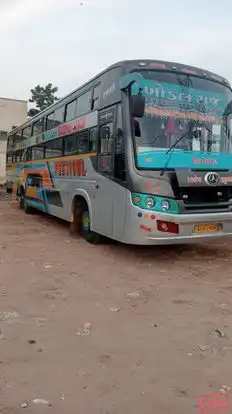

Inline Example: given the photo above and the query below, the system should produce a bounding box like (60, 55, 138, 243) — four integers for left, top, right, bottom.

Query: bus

(6, 59, 232, 245)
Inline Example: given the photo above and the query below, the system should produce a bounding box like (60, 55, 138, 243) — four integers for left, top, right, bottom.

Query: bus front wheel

(71, 200, 104, 244)
(81, 207, 104, 244)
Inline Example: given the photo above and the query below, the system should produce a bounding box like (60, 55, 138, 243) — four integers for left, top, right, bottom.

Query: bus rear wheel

(18, 192, 24, 210)
(6, 187, 12, 194)
(18, 191, 34, 214)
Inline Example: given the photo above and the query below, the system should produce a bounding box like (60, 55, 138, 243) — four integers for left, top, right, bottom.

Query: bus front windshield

(133, 71, 232, 157)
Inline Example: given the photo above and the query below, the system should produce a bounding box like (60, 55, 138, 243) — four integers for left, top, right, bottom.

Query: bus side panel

(9, 163, 23, 196)
(13, 155, 97, 222)
(44, 155, 97, 222)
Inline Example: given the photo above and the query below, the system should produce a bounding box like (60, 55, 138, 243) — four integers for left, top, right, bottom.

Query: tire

(24, 201, 34, 214)
(81, 207, 104, 244)
(18, 191, 33, 214)
(70, 200, 104, 244)
(18, 192, 24, 210)
(70, 201, 83, 235)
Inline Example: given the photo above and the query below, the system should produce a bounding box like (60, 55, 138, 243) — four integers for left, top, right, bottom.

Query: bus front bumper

(124, 207, 232, 245)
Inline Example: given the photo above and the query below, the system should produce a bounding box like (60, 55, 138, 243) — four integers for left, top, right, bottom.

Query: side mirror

(131, 94, 145, 118)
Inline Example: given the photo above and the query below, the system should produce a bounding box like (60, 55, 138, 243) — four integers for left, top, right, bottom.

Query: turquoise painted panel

(24, 163, 47, 170)
(131, 193, 179, 214)
(132, 79, 228, 116)
(24, 199, 46, 212)
(137, 150, 232, 170)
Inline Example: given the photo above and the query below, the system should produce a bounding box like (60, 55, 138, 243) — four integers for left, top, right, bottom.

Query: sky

(1, 0, 232, 102)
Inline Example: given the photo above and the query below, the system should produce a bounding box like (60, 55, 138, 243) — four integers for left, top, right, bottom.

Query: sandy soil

(0, 191, 232, 414)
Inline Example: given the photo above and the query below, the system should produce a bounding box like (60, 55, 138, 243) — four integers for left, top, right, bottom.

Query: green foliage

(29, 83, 59, 112)
(27, 108, 40, 117)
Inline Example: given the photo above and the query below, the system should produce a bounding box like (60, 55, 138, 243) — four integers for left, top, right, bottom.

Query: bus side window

(89, 127, 97, 152)
(26, 149, 31, 161)
(115, 104, 126, 181)
(27, 175, 42, 188)
(100, 123, 113, 154)
(7, 153, 13, 164)
(98, 123, 114, 174)
(34, 176, 42, 188)
(16, 151, 22, 163)
(76, 130, 89, 153)
(22, 148, 32, 162)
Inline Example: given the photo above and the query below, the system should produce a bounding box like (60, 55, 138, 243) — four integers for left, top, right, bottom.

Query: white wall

(0, 97, 27, 132)
(0, 97, 27, 184)
(0, 140, 6, 184)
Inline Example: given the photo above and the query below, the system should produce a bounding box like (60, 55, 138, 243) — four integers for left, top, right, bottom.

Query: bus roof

(8, 59, 230, 135)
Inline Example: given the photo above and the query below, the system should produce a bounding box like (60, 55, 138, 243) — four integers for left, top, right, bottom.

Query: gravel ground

(0, 190, 232, 414)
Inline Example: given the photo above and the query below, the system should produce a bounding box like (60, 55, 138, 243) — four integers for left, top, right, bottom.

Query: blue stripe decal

(24, 199, 46, 212)
(137, 150, 232, 170)
(37, 188, 50, 214)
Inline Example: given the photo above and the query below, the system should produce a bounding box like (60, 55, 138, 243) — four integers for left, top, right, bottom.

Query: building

(0, 97, 27, 132)
(0, 97, 27, 184)
(0, 135, 7, 184)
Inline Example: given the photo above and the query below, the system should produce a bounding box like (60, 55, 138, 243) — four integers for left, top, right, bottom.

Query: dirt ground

(0, 190, 232, 414)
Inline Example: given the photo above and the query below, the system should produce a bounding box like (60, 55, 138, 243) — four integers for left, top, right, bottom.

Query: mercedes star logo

(204, 172, 220, 186)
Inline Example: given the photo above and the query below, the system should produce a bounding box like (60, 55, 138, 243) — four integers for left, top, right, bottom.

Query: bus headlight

(145, 197, 155, 208)
(161, 200, 170, 211)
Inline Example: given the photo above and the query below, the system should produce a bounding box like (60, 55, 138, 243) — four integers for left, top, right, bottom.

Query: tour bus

(6, 59, 232, 244)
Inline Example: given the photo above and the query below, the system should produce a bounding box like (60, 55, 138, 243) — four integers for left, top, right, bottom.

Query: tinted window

(7, 153, 13, 164)
(89, 127, 97, 152)
(28, 174, 42, 188)
(7, 134, 15, 153)
(32, 119, 43, 135)
(46, 113, 54, 130)
(92, 85, 101, 110)
(76, 91, 92, 116)
(115, 104, 126, 181)
(115, 104, 124, 154)
(22, 126, 32, 139)
(97, 122, 114, 174)
(15, 131, 22, 142)
(65, 100, 77, 122)
(54, 107, 64, 126)
(100, 122, 114, 154)
(7, 135, 15, 150)
(64, 134, 77, 155)
(77, 130, 89, 153)
(15, 151, 22, 162)
(45, 138, 63, 158)
(23, 148, 32, 162)
(32, 145, 44, 160)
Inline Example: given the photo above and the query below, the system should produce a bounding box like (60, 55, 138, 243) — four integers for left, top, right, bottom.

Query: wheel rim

(82, 210, 90, 232)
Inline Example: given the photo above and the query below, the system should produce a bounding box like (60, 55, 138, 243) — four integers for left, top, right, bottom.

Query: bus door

(92, 105, 127, 240)
(25, 173, 47, 212)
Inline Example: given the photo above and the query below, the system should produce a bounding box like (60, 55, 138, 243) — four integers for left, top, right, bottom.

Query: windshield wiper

(165, 121, 212, 156)
(159, 121, 213, 176)
(160, 131, 190, 176)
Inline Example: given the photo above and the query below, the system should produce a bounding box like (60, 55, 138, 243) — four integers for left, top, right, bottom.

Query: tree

(29, 83, 59, 112)
(27, 108, 40, 118)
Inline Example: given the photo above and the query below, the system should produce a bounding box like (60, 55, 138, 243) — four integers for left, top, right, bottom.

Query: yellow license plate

(193, 224, 220, 233)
